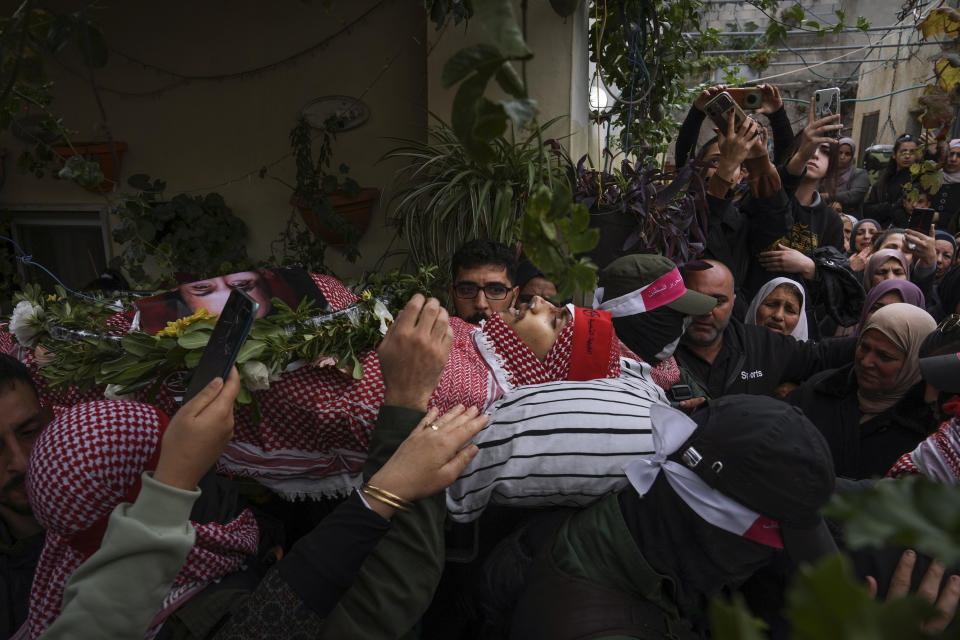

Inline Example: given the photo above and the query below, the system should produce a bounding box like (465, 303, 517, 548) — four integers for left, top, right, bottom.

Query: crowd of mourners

(2, 82, 960, 639)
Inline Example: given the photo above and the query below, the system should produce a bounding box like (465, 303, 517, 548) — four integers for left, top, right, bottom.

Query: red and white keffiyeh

(217, 305, 623, 497)
(25, 401, 259, 639)
(10, 272, 664, 500)
(887, 416, 960, 483)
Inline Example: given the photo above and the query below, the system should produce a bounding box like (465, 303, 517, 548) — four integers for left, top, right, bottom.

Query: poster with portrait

(133, 267, 329, 334)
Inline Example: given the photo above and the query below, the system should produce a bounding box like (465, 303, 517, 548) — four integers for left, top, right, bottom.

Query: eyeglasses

(453, 283, 510, 300)
(897, 134, 915, 143)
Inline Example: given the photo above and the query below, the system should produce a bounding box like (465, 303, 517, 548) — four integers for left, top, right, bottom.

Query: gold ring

(428, 423, 439, 431)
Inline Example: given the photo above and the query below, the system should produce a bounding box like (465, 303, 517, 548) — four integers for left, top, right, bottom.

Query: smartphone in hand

(814, 87, 841, 138)
(705, 91, 749, 135)
(908, 207, 935, 233)
(182, 288, 260, 403)
(725, 87, 763, 110)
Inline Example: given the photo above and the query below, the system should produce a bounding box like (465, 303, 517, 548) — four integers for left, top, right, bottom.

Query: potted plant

(286, 116, 377, 263)
(51, 140, 128, 193)
(383, 117, 566, 277)
(109, 174, 250, 285)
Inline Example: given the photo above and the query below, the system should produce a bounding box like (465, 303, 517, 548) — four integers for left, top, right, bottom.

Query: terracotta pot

(291, 187, 379, 246)
(51, 141, 128, 193)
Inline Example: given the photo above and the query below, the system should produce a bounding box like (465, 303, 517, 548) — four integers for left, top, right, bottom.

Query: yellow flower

(156, 308, 217, 337)
(361, 290, 373, 301)
(46, 294, 58, 302)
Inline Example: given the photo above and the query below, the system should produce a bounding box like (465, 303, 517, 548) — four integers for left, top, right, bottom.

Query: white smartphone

(814, 87, 841, 138)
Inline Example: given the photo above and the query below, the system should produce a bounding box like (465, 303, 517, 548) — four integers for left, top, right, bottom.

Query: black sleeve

(767, 107, 795, 166)
(780, 335, 857, 383)
(675, 107, 707, 168)
(775, 163, 805, 199)
(704, 194, 748, 282)
(741, 187, 794, 254)
(862, 183, 896, 228)
(821, 207, 845, 252)
(277, 492, 392, 618)
(911, 262, 937, 305)
(212, 406, 427, 638)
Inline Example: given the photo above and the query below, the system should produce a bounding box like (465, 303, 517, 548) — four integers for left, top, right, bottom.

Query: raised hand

(378, 294, 453, 411)
(154, 367, 241, 491)
(787, 96, 843, 176)
(756, 83, 783, 115)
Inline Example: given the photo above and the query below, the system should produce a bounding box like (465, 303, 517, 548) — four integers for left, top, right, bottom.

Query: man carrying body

(0, 355, 50, 636)
(449, 240, 519, 324)
(675, 260, 854, 399)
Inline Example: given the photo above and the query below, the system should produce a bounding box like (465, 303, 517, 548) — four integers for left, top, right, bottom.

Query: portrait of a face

(134, 267, 328, 334)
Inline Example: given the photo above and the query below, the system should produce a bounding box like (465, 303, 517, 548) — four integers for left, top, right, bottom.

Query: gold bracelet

(361, 483, 412, 512)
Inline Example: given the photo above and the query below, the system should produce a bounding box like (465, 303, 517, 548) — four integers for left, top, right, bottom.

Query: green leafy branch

(21, 267, 438, 411)
(713, 476, 960, 639)
(440, 0, 598, 299)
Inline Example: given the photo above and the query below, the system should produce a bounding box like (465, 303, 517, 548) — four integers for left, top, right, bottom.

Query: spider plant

(382, 116, 567, 279)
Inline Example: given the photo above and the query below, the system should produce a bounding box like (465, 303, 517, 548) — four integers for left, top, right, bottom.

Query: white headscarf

(745, 277, 809, 341)
(944, 139, 960, 184)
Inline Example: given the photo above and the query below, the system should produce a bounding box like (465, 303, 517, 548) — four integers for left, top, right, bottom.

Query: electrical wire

(56, 0, 389, 98)
(779, 83, 930, 104)
(0, 235, 125, 310)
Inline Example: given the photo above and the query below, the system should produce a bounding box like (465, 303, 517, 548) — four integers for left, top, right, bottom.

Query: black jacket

(0, 521, 43, 638)
(787, 364, 937, 479)
(936, 181, 960, 234)
(674, 317, 856, 400)
(863, 168, 912, 228)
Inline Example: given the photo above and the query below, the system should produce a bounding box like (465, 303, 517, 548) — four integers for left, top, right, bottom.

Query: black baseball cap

(920, 352, 960, 393)
(678, 395, 838, 565)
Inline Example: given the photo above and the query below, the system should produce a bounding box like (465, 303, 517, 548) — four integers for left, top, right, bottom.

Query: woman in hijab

(935, 139, 960, 233)
(848, 217, 880, 271)
(836, 278, 926, 337)
(821, 138, 870, 216)
(788, 303, 938, 478)
(862, 248, 910, 292)
(863, 133, 920, 228)
(745, 277, 808, 341)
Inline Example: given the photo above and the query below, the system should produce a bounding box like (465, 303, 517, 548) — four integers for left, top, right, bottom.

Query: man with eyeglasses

(449, 239, 519, 324)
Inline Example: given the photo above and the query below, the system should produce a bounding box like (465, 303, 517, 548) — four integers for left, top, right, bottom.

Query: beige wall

(0, 0, 428, 281)
(426, 2, 589, 161)
(851, 27, 931, 149)
(0, 1, 584, 283)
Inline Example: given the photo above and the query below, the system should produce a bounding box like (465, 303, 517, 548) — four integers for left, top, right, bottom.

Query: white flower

(9, 301, 44, 347)
(103, 384, 125, 401)
(373, 300, 394, 336)
(241, 360, 271, 391)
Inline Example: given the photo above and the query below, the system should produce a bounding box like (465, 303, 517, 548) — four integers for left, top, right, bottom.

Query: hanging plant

(570, 153, 709, 268)
(383, 117, 566, 278)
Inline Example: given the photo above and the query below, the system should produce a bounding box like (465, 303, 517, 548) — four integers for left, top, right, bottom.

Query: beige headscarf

(856, 303, 936, 421)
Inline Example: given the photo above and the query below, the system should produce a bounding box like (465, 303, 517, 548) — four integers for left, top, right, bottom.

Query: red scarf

(26, 401, 259, 639)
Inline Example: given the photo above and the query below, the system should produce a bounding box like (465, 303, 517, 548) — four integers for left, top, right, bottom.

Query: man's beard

(681, 326, 721, 347)
(465, 312, 489, 324)
(0, 474, 32, 515)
